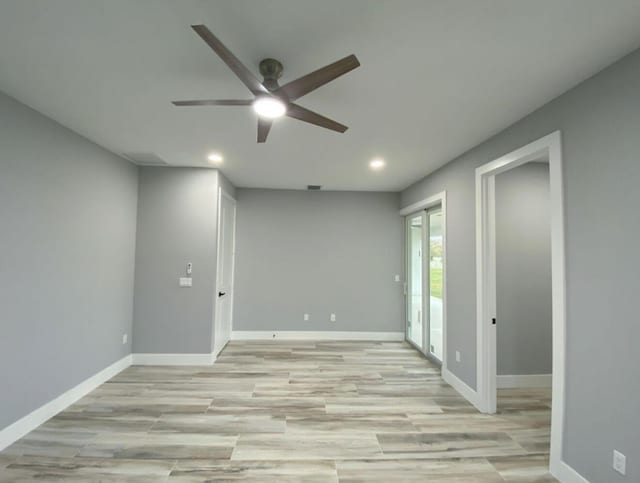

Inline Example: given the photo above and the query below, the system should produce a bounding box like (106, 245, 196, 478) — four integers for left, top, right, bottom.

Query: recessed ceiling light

(207, 153, 223, 163)
(253, 97, 286, 119)
(369, 158, 386, 170)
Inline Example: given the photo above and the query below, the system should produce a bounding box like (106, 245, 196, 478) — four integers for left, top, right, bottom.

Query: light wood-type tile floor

(0, 341, 556, 482)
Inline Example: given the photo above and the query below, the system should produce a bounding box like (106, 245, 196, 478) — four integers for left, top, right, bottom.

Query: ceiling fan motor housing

(259, 58, 283, 91)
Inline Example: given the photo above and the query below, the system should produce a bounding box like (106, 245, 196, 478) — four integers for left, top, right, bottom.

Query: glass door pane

(407, 214, 424, 349)
(427, 209, 444, 360)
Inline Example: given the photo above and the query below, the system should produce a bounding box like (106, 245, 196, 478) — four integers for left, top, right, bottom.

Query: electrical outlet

(122, 333, 127, 344)
(613, 450, 626, 475)
(304, 313, 309, 321)
(455, 350, 461, 362)
(330, 313, 336, 322)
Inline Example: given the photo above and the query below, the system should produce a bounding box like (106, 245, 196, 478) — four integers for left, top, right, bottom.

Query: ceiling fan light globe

(253, 97, 286, 119)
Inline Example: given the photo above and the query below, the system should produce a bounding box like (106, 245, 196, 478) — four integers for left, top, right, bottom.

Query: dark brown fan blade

(191, 25, 267, 95)
(286, 103, 348, 133)
(275, 55, 360, 101)
(172, 99, 253, 106)
(257, 118, 272, 143)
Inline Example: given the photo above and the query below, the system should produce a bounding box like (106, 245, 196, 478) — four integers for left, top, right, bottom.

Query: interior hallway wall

(495, 162, 551, 376)
(0, 91, 138, 430)
(233, 189, 404, 334)
(400, 48, 640, 482)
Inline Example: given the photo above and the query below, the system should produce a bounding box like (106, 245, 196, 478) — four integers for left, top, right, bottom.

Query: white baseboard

(552, 460, 590, 483)
(442, 367, 482, 411)
(0, 354, 132, 452)
(231, 331, 405, 341)
(497, 374, 552, 388)
(131, 353, 216, 366)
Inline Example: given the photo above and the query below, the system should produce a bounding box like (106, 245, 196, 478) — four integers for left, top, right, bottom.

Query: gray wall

(234, 189, 404, 333)
(0, 91, 138, 429)
(132, 167, 233, 354)
(496, 163, 551, 376)
(400, 49, 640, 482)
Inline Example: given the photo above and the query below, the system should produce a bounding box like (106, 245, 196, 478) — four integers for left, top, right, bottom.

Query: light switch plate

(455, 351, 461, 362)
(330, 313, 336, 322)
(394, 274, 401, 282)
(304, 313, 309, 321)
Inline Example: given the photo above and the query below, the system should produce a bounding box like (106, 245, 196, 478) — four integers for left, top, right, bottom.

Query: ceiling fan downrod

(259, 58, 284, 91)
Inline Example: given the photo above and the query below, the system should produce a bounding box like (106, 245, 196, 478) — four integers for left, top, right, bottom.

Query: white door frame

(475, 131, 565, 475)
(213, 188, 237, 356)
(400, 192, 447, 371)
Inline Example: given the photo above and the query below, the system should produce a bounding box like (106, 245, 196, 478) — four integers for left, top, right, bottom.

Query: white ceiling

(1, 1, 640, 191)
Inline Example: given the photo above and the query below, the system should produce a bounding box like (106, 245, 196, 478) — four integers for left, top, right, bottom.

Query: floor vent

(307, 185, 322, 190)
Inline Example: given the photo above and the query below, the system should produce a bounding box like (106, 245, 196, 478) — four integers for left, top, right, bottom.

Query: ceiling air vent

(307, 185, 322, 191)
(121, 152, 169, 166)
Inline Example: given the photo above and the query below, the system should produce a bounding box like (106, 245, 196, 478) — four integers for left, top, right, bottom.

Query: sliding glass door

(406, 206, 444, 362)
(407, 214, 424, 349)
(427, 208, 443, 360)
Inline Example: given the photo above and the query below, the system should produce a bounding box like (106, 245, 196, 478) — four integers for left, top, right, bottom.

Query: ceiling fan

(172, 25, 360, 143)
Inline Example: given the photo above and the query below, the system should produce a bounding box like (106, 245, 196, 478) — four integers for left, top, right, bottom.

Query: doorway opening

(475, 131, 565, 477)
(495, 157, 552, 468)
(403, 192, 446, 365)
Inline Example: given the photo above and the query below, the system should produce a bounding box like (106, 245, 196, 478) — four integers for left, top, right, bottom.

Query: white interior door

(214, 189, 236, 356)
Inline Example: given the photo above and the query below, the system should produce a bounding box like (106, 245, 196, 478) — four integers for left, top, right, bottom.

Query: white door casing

(475, 131, 565, 477)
